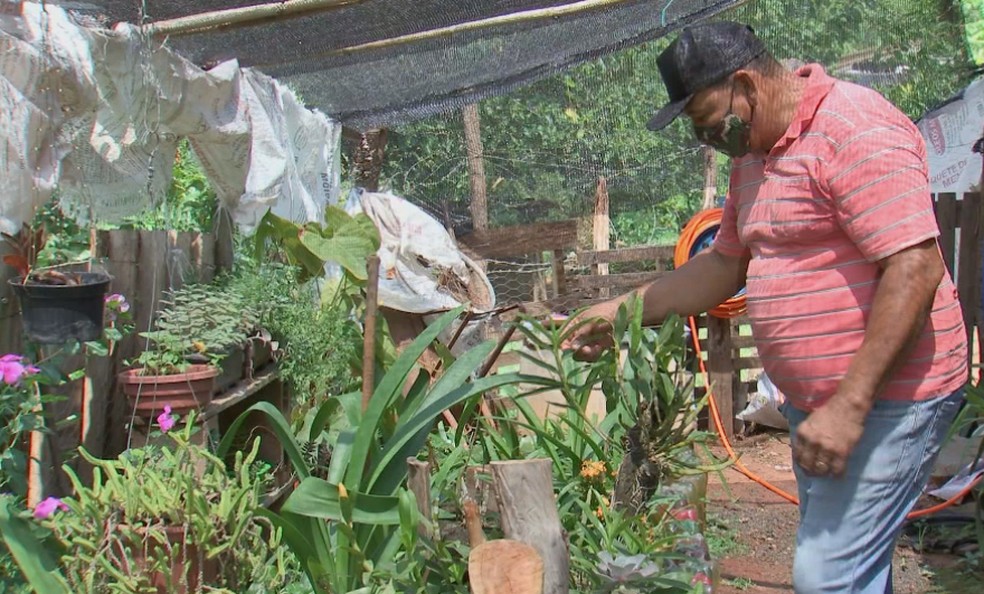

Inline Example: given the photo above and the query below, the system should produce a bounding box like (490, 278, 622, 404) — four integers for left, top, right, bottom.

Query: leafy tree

(370, 1, 978, 247)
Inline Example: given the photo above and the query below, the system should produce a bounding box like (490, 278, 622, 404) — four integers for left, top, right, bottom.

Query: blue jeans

(782, 388, 964, 594)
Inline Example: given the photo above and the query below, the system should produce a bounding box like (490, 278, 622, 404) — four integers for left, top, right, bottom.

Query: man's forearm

(613, 248, 748, 326)
(832, 240, 944, 416)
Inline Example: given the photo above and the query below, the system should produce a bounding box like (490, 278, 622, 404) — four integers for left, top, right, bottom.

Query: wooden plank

(192, 232, 217, 283)
(407, 458, 432, 537)
(203, 365, 279, 420)
(550, 249, 567, 298)
(935, 193, 958, 276)
(214, 210, 235, 274)
(569, 270, 665, 291)
(457, 220, 579, 259)
(593, 177, 610, 298)
(958, 192, 983, 357)
(577, 245, 675, 267)
(698, 335, 757, 350)
(491, 460, 569, 594)
(705, 316, 734, 442)
(464, 104, 489, 233)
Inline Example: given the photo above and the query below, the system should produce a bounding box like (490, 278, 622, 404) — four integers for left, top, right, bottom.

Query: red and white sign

(917, 76, 984, 194)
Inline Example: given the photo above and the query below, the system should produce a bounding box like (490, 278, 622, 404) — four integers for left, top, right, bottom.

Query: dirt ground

(706, 432, 978, 594)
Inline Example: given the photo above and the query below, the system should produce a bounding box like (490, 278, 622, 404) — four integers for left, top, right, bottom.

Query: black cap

(647, 22, 766, 131)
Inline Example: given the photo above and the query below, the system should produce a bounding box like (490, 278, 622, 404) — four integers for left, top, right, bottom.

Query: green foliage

(0, 496, 70, 594)
(374, 0, 976, 247)
(28, 199, 91, 268)
(135, 282, 258, 376)
(36, 413, 296, 593)
(121, 141, 217, 232)
(964, 0, 984, 64)
(253, 206, 381, 283)
(421, 300, 723, 592)
(223, 261, 363, 407)
(217, 306, 547, 593)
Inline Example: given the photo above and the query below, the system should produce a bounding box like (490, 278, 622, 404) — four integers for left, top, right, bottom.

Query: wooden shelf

(202, 364, 280, 421)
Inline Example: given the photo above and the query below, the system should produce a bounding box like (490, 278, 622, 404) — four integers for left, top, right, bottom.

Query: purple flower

(0, 354, 40, 386)
(104, 294, 130, 323)
(33, 496, 68, 520)
(157, 405, 176, 433)
(104, 293, 130, 313)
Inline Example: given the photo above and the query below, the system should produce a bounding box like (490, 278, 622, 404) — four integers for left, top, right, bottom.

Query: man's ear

(732, 69, 758, 110)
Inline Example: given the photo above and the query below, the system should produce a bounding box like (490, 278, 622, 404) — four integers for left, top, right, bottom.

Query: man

(564, 21, 968, 594)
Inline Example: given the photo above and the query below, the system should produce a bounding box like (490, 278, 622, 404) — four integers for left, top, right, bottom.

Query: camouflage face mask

(693, 83, 753, 158)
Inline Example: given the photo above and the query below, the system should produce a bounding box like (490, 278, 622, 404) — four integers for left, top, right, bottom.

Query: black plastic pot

(8, 272, 112, 345)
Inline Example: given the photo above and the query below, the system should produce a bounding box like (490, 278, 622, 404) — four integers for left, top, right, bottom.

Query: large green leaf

(300, 210, 381, 280)
(281, 478, 402, 525)
(216, 401, 311, 480)
(345, 307, 464, 488)
(368, 372, 544, 494)
(0, 497, 71, 594)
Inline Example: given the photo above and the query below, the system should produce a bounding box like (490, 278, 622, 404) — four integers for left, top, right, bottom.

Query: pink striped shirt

(713, 64, 967, 410)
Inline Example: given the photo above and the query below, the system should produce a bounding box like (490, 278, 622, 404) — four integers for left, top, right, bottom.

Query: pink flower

(157, 405, 176, 433)
(104, 293, 130, 312)
(691, 572, 712, 586)
(105, 294, 130, 323)
(0, 354, 40, 386)
(33, 497, 68, 520)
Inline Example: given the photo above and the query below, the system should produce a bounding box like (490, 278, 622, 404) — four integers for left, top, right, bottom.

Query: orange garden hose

(676, 210, 981, 520)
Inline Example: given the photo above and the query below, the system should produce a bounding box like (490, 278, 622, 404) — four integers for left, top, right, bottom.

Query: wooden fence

(463, 191, 984, 441)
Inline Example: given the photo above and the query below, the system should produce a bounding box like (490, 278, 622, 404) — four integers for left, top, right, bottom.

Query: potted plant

(29, 411, 296, 593)
(119, 283, 258, 420)
(7, 267, 112, 345)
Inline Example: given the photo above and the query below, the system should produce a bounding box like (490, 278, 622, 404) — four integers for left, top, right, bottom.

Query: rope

(676, 210, 981, 520)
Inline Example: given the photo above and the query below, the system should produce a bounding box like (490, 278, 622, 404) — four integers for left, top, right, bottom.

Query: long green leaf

(281, 477, 402, 525)
(217, 401, 312, 480)
(256, 508, 335, 593)
(0, 497, 71, 594)
(346, 307, 464, 488)
(368, 373, 534, 494)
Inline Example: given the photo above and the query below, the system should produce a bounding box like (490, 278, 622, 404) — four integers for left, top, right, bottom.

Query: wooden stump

(490, 460, 569, 594)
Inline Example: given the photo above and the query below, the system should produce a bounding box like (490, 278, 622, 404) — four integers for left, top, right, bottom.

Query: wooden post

(702, 146, 717, 210)
(958, 192, 982, 362)
(407, 458, 432, 537)
(705, 315, 735, 442)
(463, 103, 489, 233)
(593, 177, 610, 298)
(362, 255, 380, 412)
(491, 459, 569, 594)
(353, 129, 388, 192)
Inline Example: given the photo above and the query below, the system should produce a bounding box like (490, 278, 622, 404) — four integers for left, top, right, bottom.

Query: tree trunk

(353, 129, 388, 191)
(463, 103, 489, 233)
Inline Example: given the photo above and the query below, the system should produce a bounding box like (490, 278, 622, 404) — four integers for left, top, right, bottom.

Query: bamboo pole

(145, 0, 369, 38)
(249, 0, 638, 67)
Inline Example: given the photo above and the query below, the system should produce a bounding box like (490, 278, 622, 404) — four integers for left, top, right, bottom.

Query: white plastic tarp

(0, 3, 340, 235)
(345, 189, 495, 315)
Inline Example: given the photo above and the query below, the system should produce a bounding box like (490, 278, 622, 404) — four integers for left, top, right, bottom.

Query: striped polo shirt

(713, 64, 968, 411)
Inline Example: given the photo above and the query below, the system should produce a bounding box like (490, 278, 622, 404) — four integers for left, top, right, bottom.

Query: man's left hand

(792, 400, 866, 478)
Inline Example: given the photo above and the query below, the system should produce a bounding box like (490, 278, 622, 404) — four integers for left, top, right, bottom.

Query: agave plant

(217, 305, 549, 593)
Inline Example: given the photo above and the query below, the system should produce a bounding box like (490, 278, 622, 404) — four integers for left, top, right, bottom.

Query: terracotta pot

(116, 524, 219, 594)
(119, 364, 219, 419)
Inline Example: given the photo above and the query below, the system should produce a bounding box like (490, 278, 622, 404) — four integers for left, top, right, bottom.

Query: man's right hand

(560, 300, 622, 361)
